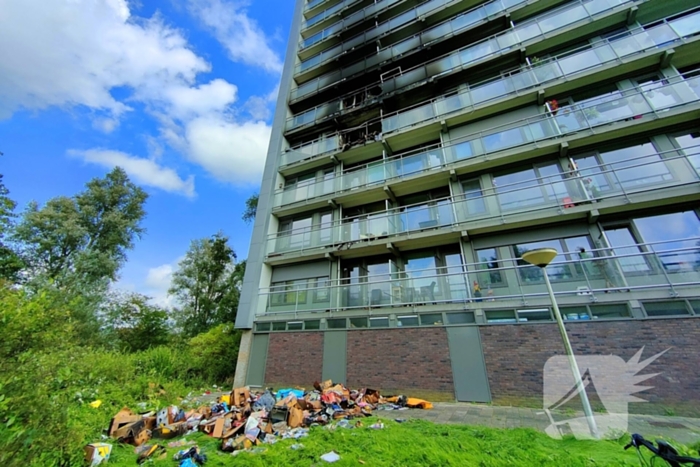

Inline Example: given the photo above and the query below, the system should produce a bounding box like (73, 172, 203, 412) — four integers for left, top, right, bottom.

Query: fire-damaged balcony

(286, 0, 648, 140)
(279, 10, 700, 172)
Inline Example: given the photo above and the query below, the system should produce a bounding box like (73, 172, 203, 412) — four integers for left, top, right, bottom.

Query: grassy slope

(105, 418, 646, 466)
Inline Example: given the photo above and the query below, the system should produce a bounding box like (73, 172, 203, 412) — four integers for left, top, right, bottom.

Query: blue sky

(0, 0, 294, 305)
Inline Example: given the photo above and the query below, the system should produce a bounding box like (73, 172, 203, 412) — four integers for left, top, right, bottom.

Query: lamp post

(521, 248, 600, 439)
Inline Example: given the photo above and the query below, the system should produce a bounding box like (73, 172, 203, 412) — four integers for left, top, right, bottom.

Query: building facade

(234, 0, 700, 411)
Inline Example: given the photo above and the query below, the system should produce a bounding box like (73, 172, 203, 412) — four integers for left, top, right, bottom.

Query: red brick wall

(345, 328, 454, 393)
(480, 318, 700, 409)
(264, 332, 323, 386)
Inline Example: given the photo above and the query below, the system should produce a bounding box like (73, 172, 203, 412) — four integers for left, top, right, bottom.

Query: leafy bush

(188, 324, 241, 385)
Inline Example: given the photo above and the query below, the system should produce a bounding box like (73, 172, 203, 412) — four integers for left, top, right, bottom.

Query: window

(486, 310, 517, 323)
(256, 322, 271, 332)
(272, 322, 286, 331)
(633, 211, 700, 272)
(517, 308, 552, 322)
(462, 179, 486, 215)
(305, 320, 321, 330)
(446, 312, 475, 324)
(287, 321, 303, 330)
(420, 313, 443, 326)
(643, 301, 690, 317)
(312, 276, 331, 302)
(493, 163, 565, 211)
(270, 279, 309, 306)
(369, 317, 389, 328)
(589, 304, 630, 319)
(673, 133, 700, 172)
(350, 317, 368, 328)
(397, 315, 419, 327)
(327, 318, 347, 329)
(475, 248, 503, 285)
(514, 236, 593, 282)
(561, 306, 591, 321)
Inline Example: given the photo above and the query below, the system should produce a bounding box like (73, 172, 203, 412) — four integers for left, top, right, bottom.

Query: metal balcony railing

(260, 238, 700, 315)
(296, 0, 529, 77)
(268, 145, 700, 258)
(288, 0, 641, 129)
(277, 71, 700, 208)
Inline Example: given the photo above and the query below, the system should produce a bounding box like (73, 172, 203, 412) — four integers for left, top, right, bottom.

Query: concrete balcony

(288, 0, 646, 130)
(294, 0, 536, 85)
(276, 68, 700, 215)
(266, 145, 700, 264)
(260, 239, 700, 316)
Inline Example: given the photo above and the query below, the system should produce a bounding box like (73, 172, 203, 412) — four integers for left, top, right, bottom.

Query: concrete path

(385, 402, 700, 445)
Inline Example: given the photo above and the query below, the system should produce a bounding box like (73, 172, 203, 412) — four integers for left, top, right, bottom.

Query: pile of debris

(85, 380, 432, 465)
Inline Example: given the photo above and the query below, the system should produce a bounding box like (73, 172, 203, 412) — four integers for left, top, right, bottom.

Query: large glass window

(673, 133, 700, 173)
(270, 279, 309, 306)
(462, 179, 486, 215)
(514, 236, 594, 282)
(634, 211, 700, 272)
(475, 248, 503, 285)
(494, 163, 565, 211)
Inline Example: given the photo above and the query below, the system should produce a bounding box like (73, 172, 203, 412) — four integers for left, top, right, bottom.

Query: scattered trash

(84, 443, 112, 466)
(320, 451, 341, 463)
(395, 418, 407, 423)
(290, 443, 304, 450)
(87, 381, 432, 462)
(134, 444, 166, 464)
(89, 400, 102, 408)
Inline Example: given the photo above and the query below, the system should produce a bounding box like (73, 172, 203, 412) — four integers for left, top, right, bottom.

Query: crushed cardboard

(95, 382, 431, 457)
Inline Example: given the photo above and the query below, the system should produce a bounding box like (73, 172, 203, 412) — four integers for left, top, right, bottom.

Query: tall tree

(0, 173, 23, 281)
(169, 233, 241, 335)
(14, 167, 147, 286)
(103, 291, 170, 352)
(242, 193, 258, 224)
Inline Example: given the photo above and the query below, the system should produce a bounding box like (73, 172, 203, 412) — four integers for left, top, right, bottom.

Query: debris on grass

(320, 450, 341, 463)
(86, 381, 432, 460)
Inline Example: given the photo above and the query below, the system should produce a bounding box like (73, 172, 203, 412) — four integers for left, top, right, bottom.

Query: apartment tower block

(234, 0, 700, 410)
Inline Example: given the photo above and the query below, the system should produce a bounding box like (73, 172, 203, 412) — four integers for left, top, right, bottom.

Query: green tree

(242, 192, 258, 224)
(103, 291, 170, 352)
(0, 174, 23, 281)
(169, 233, 241, 335)
(14, 167, 147, 286)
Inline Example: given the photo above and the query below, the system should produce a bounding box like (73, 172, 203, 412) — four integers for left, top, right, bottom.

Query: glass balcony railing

(303, 0, 350, 30)
(302, 0, 406, 42)
(288, 0, 638, 131)
(382, 10, 700, 133)
(279, 134, 342, 167)
(296, 0, 528, 79)
(306, 0, 343, 14)
(261, 238, 700, 315)
(269, 145, 700, 257)
(278, 71, 700, 205)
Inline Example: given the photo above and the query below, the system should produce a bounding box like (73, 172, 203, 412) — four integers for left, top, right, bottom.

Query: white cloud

(165, 117, 270, 185)
(68, 148, 195, 197)
(188, 0, 283, 73)
(144, 262, 177, 308)
(0, 0, 272, 188)
(245, 84, 279, 121)
(0, 0, 208, 120)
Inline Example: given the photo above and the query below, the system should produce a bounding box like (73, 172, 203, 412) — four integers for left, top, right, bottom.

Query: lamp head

(521, 248, 558, 268)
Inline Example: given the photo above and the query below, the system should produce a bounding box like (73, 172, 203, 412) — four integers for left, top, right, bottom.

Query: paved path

(385, 402, 700, 445)
(202, 392, 700, 445)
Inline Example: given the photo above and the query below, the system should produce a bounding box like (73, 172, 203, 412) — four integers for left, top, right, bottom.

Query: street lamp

(521, 248, 600, 439)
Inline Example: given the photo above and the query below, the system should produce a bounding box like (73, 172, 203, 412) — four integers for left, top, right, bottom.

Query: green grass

(104, 418, 648, 466)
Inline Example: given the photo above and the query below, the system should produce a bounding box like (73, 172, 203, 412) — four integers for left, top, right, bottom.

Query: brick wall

(480, 318, 700, 411)
(345, 328, 454, 393)
(264, 332, 323, 386)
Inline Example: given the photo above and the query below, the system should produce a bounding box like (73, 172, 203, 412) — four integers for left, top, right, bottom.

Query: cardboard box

(287, 407, 304, 428)
(84, 443, 112, 466)
(109, 408, 141, 437)
(231, 387, 250, 408)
